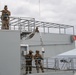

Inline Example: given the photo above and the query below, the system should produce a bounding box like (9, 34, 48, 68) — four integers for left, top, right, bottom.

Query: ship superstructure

(0, 17, 75, 75)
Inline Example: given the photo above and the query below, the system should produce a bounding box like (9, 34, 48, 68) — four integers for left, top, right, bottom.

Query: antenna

(39, 0, 41, 19)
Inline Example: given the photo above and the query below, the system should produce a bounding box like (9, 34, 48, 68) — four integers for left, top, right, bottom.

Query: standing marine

(0, 5, 11, 29)
(25, 50, 33, 74)
(34, 50, 44, 73)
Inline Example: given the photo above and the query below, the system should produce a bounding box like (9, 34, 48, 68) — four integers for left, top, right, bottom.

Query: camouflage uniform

(34, 50, 44, 73)
(1, 5, 11, 29)
(25, 50, 33, 74)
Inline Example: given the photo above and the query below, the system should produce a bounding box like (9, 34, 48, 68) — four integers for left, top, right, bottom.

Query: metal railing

(0, 16, 74, 34)
(43, 57, 76, 72)
(21, 57, 76, 75)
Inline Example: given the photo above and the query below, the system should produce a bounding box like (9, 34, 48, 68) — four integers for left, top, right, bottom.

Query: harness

(35, 54, 43, 63)
(1, 13, 9, 20)
(25, 54, 32, 61)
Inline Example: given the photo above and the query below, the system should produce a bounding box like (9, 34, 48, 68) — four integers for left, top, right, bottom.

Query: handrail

(0, 16, 74, 34)
(21, 57, 76, 74)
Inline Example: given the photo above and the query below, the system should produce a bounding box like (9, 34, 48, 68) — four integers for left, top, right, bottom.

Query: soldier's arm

(34, 55, 37, 60)
(7, 10, 11, 16)
(0, 10, 3, 12)
(40, 54, 43, 60)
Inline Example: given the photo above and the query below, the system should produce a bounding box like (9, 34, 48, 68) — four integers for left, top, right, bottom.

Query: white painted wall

(21, 33, 75, 57)
(0, 30, 20, 75)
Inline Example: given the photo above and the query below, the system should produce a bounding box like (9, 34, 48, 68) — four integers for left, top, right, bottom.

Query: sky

(0, 0, 76, 25)
(0, 0, 76, 33)
(0, 0, 76, 55)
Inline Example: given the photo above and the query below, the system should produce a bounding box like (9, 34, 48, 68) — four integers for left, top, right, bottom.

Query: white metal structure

(0, 17, 75, 75)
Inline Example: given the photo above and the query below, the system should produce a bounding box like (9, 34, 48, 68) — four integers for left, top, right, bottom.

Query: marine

(25, 50, 33, 74)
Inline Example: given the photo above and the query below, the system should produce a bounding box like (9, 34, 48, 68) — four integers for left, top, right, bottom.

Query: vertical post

(73, 26, 75, 35)
(14, 25, 15, 30)
(42, 47, 45, 67)
(18, 17, 21, 32)
(20, 17, 22, 32)
(28, 20, 29, 31)
(71, 58, 74, 73)
(64, 27, 66, 34)
(59, 25, 61, 34)
(57, 58, 59, 70)
(54, 58, 59, 71)
(18, 17, 20, 30)
(48, 27, 49, 33)
(54, 58, 57, 71)
(33, 18, 35, 31)
(43, 24, 45, 33)
(46, 58, 48, 71)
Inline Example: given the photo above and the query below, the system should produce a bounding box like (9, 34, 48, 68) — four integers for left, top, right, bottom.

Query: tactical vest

(25, 54, 33, 62)
(35, 54, 43, 63)
(1, 13, 9, 20)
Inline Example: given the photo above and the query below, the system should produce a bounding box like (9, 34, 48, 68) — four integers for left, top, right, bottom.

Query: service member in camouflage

(25, 50, 33, 74)
(34, 50, 44, 73)
(0, 5, 11, 29)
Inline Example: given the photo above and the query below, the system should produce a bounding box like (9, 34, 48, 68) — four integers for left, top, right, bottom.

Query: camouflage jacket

(25, 54, 33, 62)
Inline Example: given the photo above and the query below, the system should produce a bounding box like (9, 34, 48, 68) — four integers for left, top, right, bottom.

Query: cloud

(0, 0, 76, 27)
(37, 0, 76, 25)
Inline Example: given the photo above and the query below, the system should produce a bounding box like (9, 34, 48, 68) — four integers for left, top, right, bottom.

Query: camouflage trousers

(2, 20, 9, 29)
(35, 61, 44, 73)
(26, 62, 32, 74)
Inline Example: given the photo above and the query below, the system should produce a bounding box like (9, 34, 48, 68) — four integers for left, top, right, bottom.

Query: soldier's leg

(35, 62, 39, 73)
(2, 20, 5, 29)
(6, 20, 9, 29)
(29, 63, 32, 74)
(39, 62, 44, 73)
(26, 63, 28, 74)
(4, 20, 7, 29)
(5, 20, 9, 29)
